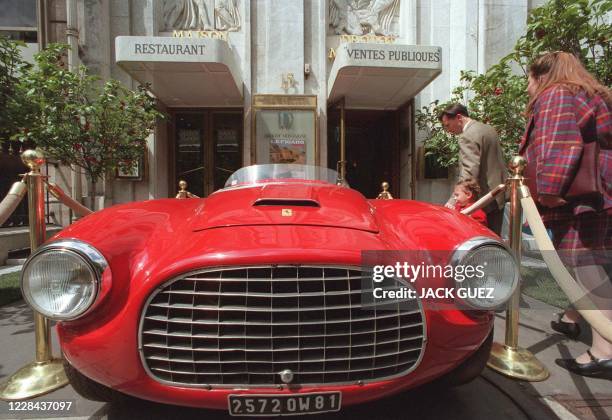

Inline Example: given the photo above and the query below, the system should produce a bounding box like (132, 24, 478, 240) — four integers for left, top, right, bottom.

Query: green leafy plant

(0, 36, 31, 145)
(417, 0, 611, 168)
(513, 0, 611, 85)
(414, 100, 461, 168)
(16, 44, 164, 209)
(0, 270, 21, 307)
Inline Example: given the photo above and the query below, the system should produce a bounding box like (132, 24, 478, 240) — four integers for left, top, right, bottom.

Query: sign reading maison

(339, 34, 396, 44)
(172, 30, 228, 41)
(133, 43, 206, 56)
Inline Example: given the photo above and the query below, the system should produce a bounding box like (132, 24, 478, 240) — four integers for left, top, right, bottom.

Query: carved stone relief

(162, 0, 241, 31)
(214, 0, 241, 31)
(329, 0, 400, 36)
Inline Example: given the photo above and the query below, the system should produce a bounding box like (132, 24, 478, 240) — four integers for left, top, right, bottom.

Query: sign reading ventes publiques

(341, 43, 442, 68)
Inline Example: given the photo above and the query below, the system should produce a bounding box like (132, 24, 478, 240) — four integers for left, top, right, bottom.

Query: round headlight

(21, 240, 108, 320)
(452, 238, 519, 310)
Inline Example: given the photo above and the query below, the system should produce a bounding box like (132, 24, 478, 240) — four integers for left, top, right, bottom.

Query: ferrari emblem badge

(281, 209, 293, 217)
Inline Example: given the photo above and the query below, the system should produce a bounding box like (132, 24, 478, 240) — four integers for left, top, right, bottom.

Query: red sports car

(20, 164, 517, 416)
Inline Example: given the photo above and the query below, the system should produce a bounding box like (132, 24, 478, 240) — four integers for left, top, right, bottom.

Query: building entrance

(169, 110, 243, 197)
(328, 106, 400, 199)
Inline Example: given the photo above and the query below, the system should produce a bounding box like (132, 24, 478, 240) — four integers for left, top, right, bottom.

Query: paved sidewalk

(0, 296, 608, 419)
(0, 301, 555, 420)
(492, 295, 612, 420)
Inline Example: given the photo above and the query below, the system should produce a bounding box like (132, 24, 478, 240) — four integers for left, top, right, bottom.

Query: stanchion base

(487, 342, 550, 381)
(0, 359, 68, 400)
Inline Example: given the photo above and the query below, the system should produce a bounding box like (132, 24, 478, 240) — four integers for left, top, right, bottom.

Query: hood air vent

(253, 199, 320, 207)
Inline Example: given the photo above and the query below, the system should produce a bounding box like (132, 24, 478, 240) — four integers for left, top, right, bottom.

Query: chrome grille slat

(182, 275, 370, 282)
(147, 347, 422, 364)
(148, 300, 408, 312)
(161, 288, 372, 298)
(142, 321, 423, 339)
(150, 359, 419, 377)
(140, 265, 426, 388)
(143, 333, 423, 352)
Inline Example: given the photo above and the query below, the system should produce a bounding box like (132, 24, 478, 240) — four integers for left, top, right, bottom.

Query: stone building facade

(11, 0, 549, 215)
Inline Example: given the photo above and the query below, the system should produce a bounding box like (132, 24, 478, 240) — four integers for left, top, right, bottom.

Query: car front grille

(139, 266, 425, 387)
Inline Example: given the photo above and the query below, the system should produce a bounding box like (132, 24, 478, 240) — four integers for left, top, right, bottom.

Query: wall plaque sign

(252, 95, 318, 166)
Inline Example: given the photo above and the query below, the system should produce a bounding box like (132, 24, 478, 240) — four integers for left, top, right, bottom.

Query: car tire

(433, 327, 494, 387)
(63, 359, 121, 402)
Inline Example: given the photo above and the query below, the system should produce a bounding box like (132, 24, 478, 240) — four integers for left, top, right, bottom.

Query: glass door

(326, 105, 400, 198)
(175, 113, 207, 197)
(327, 99, 346, 183)
(212, 112, 243, 191)
(173, 110, 243, 197)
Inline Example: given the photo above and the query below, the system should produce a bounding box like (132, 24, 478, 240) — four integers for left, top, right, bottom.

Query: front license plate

(228, 392, 341, 416)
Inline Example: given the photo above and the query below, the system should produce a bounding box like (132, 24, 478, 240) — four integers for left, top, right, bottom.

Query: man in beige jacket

(439, 103, 507, 234)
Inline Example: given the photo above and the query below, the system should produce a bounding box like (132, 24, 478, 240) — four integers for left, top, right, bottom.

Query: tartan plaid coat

(519, 85, 611, 265)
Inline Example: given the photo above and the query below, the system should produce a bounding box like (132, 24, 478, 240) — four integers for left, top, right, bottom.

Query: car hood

(191, 182, 379, 233)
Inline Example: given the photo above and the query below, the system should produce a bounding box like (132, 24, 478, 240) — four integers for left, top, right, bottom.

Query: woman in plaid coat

(520, 51, 611, 379)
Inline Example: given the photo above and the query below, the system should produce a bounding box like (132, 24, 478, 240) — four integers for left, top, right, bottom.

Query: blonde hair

(527, 51, 612, 114)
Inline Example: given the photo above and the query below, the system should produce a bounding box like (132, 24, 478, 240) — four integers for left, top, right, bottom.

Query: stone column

(413, 0, 480, 204)
(479, 0, 528, 72)
(252, 0, 304, 94)
(80, 0, 111, 79)
(78, 0, 110, 208)
(130, 0, 157, 36)
(401, 0, 417, 44)
(304, 0, 326, 166)
(448, 0, 479, 94)
(243, 0, 252, 166)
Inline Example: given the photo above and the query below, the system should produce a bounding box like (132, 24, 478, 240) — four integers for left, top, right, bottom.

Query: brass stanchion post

(0, 150, 68, 400)
(376, 182, 394, 200)
(175, 180, 199, 199)
(487, 156, 549, 381)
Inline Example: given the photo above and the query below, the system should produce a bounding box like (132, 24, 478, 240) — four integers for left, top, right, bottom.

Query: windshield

(224, 164, 345, 188)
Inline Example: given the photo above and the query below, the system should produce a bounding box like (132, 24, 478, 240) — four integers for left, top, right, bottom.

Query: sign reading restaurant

(115, 36, 244, 102)
(115, 36, 230, 62)
(133, 43, 206, 55)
